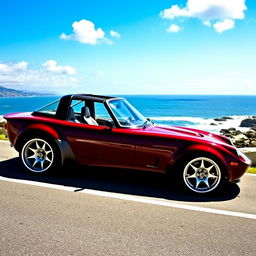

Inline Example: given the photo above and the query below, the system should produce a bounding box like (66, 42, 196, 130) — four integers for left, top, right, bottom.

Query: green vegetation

(247, 167, 256, 174)
(0, 121, 8, 140)
(0, 134, 8, 140)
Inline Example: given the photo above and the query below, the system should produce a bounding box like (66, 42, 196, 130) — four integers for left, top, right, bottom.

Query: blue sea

(1, 95, 256, 133)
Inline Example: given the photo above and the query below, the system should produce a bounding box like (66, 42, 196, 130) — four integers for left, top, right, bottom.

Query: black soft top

(57, 94, 118, 120)
(32, 94, 119, 120)
(67, 94, 115, 102)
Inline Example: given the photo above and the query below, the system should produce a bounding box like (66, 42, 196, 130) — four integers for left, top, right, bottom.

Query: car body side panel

(134, 136, 178, 173)
(60, 121, 136, 168)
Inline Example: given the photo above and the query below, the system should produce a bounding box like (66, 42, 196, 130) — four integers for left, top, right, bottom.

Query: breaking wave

(150, 115, 251, 133)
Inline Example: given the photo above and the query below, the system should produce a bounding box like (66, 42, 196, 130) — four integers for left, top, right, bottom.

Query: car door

(133, 129, 176, 173)
(61, 100, 135, 168)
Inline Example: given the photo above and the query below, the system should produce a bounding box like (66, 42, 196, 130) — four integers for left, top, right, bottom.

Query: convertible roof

(65, 94, 117, 102)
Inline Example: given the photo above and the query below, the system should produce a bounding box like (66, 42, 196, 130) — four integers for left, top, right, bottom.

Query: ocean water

(1, 95, 256, 133)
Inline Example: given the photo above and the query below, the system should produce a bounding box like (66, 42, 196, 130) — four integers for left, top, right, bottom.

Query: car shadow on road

(0, 157, 240, 202)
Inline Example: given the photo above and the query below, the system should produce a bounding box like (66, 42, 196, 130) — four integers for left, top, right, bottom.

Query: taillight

(3, 123, 7, 130)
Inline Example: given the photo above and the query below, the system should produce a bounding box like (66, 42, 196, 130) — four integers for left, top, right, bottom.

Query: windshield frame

(105, 98, 148, 128)
(32, 98, 61, 118)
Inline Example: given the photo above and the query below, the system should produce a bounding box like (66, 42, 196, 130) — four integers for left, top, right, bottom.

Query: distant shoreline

(0, 95, 57, 98)
(0, 85, 56, 98)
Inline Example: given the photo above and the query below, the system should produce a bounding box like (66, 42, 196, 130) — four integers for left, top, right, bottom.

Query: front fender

(168, 143, 230, 175)
(184, 144, 227, 164)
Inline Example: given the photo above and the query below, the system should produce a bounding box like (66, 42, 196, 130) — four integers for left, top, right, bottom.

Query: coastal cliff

(0, 86, 54, 97)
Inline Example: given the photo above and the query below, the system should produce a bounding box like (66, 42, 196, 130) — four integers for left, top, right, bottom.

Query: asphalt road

(0, 141, 256, 256)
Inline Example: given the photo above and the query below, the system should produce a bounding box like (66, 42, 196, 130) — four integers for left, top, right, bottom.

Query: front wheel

(182, 157, 222, 194)
(20, 137, 60, 174)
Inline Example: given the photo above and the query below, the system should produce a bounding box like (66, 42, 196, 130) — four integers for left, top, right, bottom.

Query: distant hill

(0, 86, 55, 97)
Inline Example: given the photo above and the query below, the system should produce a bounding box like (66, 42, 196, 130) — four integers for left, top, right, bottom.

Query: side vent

(146, 158, 159, 169)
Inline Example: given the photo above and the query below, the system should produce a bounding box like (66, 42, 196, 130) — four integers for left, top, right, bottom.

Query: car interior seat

(81, 106, 98, 125)
(68, 107, 80, 123)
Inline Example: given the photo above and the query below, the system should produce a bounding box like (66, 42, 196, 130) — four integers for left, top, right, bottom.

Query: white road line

(0, 175, 256, 220)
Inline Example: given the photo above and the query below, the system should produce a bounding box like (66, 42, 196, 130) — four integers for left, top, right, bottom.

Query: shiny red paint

(61, 120, 135, 168)
(25, 123, 60, 139)
(3, 94, 251, 185)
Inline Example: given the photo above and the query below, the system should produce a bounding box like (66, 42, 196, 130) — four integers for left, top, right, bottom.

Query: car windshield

(107, 99, 147, 127)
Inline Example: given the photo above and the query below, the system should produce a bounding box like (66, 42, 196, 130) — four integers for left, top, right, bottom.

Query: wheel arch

(15, 124, 60, 152)
(168, 144, 228, 179)
(16, 125, 76, 167)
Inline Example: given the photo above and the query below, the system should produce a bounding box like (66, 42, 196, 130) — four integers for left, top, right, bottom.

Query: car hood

(145, 124, 233, 146)
(148, 125, 203, 137)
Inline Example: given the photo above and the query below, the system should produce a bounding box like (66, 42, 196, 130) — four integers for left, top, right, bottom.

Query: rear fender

(16, 124, 76, 166)
(24, 123, 60, 139)
(15, 123, 60, 151)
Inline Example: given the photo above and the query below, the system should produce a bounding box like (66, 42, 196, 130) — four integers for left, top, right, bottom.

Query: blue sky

(0, 0, 255, 95)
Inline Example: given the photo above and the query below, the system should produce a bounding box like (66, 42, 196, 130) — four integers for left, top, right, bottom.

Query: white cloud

(0, 60, 78, 91)
(161, 5, 189, 20)
(203, 20, 211, 27)
(167, 24, 181, 33)
(0, 61, 28, 73)
(43, 60, 76, 75)
(110, 30, 121, 38)
(213, 19, 235, 33)
(160, 0, 247, 32)
(60, 19, 110, 45)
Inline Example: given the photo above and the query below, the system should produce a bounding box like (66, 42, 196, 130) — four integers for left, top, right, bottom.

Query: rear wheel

(20, 137, 60, 174)
(181, 156, 222, 194)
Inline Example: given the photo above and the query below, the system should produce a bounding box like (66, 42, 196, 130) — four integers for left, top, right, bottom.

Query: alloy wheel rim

(21, 138, 54, 173)
(183, 157, 221, 193)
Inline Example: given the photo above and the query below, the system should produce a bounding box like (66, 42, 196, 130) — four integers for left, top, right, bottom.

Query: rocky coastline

(220, 127, 256, 148)
(217, 116, 256, 148)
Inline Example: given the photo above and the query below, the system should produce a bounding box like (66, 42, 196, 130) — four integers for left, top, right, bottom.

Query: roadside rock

(220, 127, 256, 148)
(214, 116, 233, 122)
(222, 116, 234, 120)
(240, 118, 256, 127)
(0, 116, 5, 127)
(0, 117, 7, 139)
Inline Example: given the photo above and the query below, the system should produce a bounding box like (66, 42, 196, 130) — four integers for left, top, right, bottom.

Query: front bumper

(228, 150, 251, 181)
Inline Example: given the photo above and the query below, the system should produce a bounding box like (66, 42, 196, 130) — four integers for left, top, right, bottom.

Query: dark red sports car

(4, 94, 251, 194)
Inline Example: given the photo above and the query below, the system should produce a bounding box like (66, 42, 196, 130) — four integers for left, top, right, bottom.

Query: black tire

(178, 156, 223, 194)
(20, 136, 61, 175)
